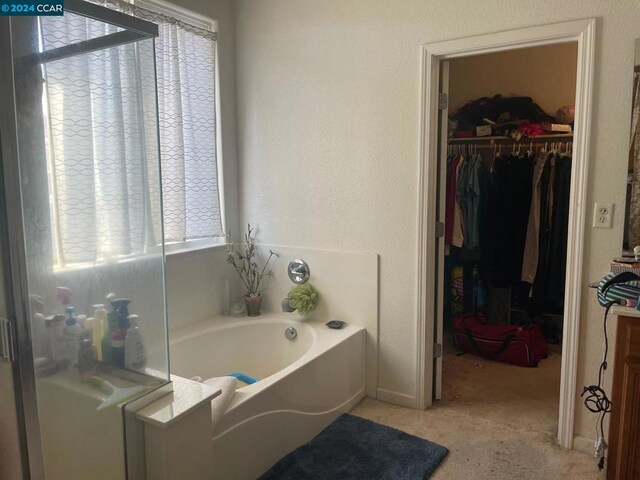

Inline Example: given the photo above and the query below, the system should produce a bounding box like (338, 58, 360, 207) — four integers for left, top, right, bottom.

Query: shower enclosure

(0, 1, 171, 478)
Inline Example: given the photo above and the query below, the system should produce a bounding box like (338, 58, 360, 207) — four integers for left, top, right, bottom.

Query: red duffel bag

(453, 313, 547, 367)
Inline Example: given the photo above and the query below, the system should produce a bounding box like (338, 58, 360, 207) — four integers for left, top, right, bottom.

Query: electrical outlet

(593, 202, 613, 229)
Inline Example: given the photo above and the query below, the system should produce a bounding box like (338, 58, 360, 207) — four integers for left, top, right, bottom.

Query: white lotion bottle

(47, 314, 66, 365)
(124, 314, 146, 371)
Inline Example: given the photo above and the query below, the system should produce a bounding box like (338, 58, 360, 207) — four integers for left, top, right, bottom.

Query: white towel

(203, 376, 238, 430)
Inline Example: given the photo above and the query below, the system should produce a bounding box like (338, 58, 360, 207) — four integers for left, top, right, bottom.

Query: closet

(437, 42, 579, 433)
(444, 137, 573, 339)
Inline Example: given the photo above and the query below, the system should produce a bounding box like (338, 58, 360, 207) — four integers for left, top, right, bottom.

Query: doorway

(416, 19, 596, 449)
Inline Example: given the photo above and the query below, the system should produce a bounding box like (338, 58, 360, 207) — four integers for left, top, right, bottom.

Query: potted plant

(226, 224, 278, 316)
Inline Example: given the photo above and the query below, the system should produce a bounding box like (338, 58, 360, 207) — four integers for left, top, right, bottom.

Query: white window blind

(137, 2, 224, 243)
(41, 0, 224, 266)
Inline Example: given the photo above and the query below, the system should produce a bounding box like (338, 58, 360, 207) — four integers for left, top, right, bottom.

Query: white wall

(233, 0, 637, 445)
(165, 247, 240, 333)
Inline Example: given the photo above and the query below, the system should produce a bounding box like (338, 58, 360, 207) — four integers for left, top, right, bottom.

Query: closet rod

(448, 133, 573, 143)
(448, 140, 573, 154)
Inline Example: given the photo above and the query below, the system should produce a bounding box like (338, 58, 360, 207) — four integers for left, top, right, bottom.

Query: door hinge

(0, 317, 16, 362)
(435, 221, 445, 238)
(438, 93, 448, 110)
(433, 343, 442, 359)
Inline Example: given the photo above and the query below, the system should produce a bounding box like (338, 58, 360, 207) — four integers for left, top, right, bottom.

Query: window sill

(164, 239, 227, 258)
(52, 239, 227, 274)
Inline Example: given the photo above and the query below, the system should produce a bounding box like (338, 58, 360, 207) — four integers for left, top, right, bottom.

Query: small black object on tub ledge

(326, 320, 346, 329)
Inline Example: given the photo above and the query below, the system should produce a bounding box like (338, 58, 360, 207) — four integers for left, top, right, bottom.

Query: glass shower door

(1, 1, 170, 478)
(0, 208, 26, 480)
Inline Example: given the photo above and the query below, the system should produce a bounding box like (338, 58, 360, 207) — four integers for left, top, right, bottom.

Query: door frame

(0, 3, 161, 477)
(415, 18, 596, 449)
(0, 16, 46, 478)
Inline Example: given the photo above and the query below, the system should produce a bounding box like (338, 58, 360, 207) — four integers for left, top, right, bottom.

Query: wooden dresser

(607, 307, 640, 480)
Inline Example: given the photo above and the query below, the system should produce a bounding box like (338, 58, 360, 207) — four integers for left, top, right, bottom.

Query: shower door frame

(0, 2, 159, 477)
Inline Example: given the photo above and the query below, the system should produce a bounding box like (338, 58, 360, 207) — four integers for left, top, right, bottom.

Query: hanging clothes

(488, 152, 534, 287)
(445, 156, 462, 246)
(452, 157, 465, 248)
(521, 150, 552, 283)
(547, 154, 572, 308)
(445, 138, 573, 328)
(529, 154, 572, 314)
(529, 153, 554, 314)
(457, 153, 489, 252)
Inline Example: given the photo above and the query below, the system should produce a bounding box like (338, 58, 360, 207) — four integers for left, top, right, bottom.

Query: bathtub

(169, 313, 366, 479)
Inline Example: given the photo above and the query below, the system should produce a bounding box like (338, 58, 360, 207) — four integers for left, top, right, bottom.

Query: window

(133, 0, 225, 245)
(41, 0, 224, 267)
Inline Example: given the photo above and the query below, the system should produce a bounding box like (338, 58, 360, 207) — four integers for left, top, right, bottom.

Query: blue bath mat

(259, 413, 448, 479)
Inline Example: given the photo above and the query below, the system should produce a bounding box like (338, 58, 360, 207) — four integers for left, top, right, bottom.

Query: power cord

(581, 301, 614, 470)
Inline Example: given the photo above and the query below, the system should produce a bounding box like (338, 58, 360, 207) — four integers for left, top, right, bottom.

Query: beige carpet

(350, 345, 605, 480)
(440, 339, 562, 435)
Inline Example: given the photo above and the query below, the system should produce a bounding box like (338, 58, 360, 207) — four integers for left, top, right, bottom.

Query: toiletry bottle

(56, 286, 72, 307)
(76, 314, 87, 330)
(110, 329, 126, 368)
(102, 293, 117, 365)
(46, 314, 67, 367)
(77, 337, 96, 375)
(112, 298, 131, 330)
(30, 295, 49, 359)
(90, 304, 107, 361)
(33, 312, 49, 359)
(109, 298, 130, 369)
(124, 314, 146, 371)
(63, 306, 82, 367)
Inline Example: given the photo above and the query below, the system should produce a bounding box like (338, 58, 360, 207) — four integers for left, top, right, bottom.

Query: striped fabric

(597, 273, 640, 307)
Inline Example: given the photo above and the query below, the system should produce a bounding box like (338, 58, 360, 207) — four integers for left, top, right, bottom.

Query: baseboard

(375, 388, 417, 408)
(573, 435, 595, 455)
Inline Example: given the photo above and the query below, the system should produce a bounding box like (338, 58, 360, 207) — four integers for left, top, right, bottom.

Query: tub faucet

(281, 297, 296, 313)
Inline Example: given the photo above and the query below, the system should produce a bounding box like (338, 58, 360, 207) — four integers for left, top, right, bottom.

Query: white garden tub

(169, 313, 366, 479)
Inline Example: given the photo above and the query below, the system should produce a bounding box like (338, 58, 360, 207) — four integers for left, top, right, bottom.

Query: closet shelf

(448, 133, 573, 142)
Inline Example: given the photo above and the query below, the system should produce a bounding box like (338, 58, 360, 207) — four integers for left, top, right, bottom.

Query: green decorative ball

(288, 283, 319, 315)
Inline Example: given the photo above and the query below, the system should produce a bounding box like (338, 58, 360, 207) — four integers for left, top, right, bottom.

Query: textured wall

(166, 247, 239, 333)
(233, 0, 638, 445)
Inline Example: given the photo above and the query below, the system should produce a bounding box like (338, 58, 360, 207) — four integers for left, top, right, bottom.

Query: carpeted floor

(259, 414, 448, 479)
(350, 343, 605, 479)
(440, 337, 562, 435)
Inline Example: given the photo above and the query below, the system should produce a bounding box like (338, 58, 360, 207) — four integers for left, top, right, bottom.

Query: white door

(433, 61, 450, 401)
